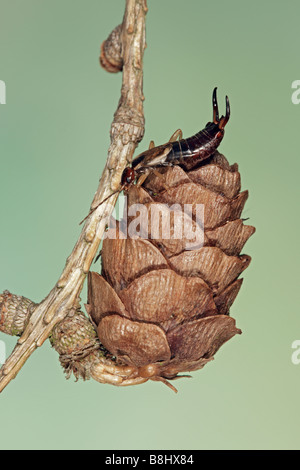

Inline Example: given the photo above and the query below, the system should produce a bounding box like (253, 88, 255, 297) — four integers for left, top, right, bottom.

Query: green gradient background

(0, 0, 299, 450)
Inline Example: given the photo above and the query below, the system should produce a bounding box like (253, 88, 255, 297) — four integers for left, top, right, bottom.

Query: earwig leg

(151, 169, 170, 191)
(137, 168, 170, 192)
(213, 87, 219, 124)
(168, 129, 182, 142)
(136, 171, 150, 188)
(148, 140, 155, 149)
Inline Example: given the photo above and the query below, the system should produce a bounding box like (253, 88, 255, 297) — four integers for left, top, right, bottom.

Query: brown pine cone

(86, 151, 255, 391)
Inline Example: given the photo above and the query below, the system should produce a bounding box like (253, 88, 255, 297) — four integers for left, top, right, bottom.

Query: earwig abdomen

(131, 88, 230, 177)
(166, 122, 224, 171)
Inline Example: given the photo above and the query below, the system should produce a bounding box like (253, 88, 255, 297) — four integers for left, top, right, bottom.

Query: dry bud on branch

(0, 291, 35, 337)
(100, 24, 123, 73)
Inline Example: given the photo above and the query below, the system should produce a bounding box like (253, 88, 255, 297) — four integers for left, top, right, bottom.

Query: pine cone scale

(97, 314, 172, 367)
(166, 315, 241, 362)
(169, 247, 251, 295)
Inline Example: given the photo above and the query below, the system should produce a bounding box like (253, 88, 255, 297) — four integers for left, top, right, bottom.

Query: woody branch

(0, 0, 147, 393)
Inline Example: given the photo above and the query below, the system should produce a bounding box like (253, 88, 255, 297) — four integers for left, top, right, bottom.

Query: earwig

(79, 87, 230, 225)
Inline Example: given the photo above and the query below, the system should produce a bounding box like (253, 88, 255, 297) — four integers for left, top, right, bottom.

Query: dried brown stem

(0, 0, 147, 393)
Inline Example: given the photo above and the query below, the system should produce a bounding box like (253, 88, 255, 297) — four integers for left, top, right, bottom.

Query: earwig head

(212, 87, 230, 130)
(121, 167, 136, 189)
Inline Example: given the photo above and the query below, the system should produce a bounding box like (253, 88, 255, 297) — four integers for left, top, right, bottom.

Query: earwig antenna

(79, 186, 124, 225)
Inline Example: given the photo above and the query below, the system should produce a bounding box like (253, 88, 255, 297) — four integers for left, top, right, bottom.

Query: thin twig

(0, 0, 147, 393)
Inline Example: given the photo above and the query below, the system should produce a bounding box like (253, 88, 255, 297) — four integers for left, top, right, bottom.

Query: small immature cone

(0, 291, 35, 336)
(49, 310, 109, 381)
(0, 290, 108, 381)
(86, 151, 255, 391)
